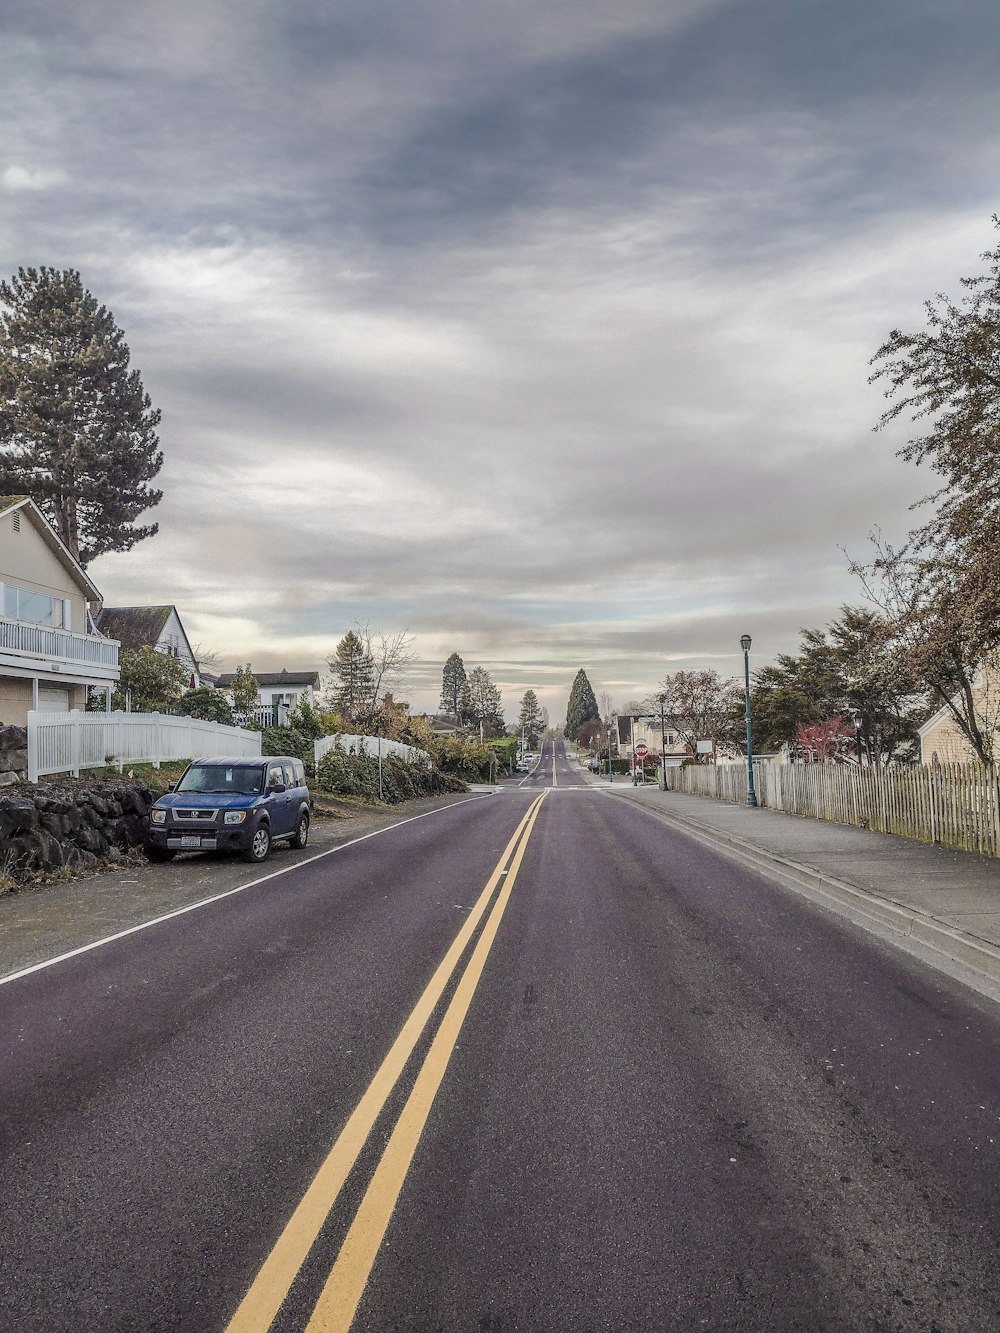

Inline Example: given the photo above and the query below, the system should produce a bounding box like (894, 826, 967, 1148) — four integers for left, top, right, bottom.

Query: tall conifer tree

(0, 267, 163, 564)
(564, 668, 599, 738)
(461, 666, 505, 737)
(517, 689, 544, 747)
(439, 652, 467, 718)
(328, 630, 375, 725)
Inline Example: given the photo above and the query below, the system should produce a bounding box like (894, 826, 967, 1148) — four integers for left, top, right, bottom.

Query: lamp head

(740, 634, 752, 652)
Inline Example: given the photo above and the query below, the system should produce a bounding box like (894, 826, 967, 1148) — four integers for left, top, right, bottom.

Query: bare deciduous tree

(652, 670, 743, 760)
(850, 535, 1000, 767)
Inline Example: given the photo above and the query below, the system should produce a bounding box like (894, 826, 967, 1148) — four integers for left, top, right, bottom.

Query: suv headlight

(150, 808, 167, 825)
(224, 810, 248, 824)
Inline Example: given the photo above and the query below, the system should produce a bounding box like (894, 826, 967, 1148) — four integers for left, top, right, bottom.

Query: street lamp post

(740, 633, 757, 808)
(656, 693, 668, 790)
(607, 714, 615, 783)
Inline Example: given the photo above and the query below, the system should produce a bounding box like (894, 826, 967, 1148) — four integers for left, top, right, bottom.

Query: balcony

(0, 615, 120, 682)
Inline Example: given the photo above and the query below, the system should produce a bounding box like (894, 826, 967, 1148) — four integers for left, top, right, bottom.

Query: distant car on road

(145, 756, 312, 865)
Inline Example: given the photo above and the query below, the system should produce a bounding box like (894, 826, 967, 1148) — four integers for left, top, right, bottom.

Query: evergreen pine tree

(328, 630, 375, 726)
(564, 669, 599, 738)
(439, 651, 467, 718)
(462, 666, 505, 737)
(517, 689, 545, 748)
(0, 267, 163, 564)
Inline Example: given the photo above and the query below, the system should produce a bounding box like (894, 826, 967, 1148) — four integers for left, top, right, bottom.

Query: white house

(93, 604, 200, 687)
(214, 668, 320, 723)
(0, 495, 120, 722)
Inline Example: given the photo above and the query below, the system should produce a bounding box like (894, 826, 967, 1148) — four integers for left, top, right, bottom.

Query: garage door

(38, 686, 71, 712)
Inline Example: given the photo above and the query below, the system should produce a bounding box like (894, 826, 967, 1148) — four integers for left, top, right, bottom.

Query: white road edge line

(0, 795, 490, 989)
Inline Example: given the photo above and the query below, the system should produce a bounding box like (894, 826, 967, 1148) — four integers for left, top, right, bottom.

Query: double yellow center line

(226, 791, 548, 1333)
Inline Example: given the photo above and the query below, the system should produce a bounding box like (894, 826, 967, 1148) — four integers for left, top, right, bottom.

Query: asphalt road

(2, 780, 999, 1332)
(519, 737, 589, 788)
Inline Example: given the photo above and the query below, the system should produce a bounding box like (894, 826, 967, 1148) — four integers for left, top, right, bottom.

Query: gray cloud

(2, 0, 997, 724)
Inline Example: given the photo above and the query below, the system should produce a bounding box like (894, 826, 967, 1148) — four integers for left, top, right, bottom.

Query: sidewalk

(586, 767, 1000, 1001)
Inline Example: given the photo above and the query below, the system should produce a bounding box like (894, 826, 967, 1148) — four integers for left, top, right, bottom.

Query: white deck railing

(0, 617, 119, 673)
(314, 733, 430, 767)
(27, 710, 261, 782)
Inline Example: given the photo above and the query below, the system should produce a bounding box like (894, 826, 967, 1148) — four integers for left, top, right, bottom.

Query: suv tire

(243, 821, 272, 864)
(289, 812, 309, 849)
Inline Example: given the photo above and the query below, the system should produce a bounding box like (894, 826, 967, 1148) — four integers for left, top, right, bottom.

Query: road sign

(634, 740, 649, 758)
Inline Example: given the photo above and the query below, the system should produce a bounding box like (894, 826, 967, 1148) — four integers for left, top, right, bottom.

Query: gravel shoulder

(0, 791, 480, 981)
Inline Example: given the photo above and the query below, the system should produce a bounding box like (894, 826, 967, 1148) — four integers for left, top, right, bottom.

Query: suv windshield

(176, 764, 265, 795)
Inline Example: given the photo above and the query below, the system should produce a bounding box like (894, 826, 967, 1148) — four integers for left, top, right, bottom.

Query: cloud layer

(2, 0, 997, 721)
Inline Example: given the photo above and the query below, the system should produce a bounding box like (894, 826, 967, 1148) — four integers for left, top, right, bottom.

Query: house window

(1, 583, 66, 628)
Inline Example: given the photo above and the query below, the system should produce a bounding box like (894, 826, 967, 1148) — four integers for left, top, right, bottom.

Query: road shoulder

(604, 784, 1000, 1006)
(0, 792, 479, 982)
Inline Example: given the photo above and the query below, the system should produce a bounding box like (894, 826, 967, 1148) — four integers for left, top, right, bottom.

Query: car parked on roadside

(144, 756, 312, 865)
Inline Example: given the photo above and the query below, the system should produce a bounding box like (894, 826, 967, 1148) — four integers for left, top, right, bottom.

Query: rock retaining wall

(0, 779, 154, 884)
(0, 725, 29, 788)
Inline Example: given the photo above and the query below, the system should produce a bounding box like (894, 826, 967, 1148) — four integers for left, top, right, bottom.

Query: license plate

(180, 835, 203, 848)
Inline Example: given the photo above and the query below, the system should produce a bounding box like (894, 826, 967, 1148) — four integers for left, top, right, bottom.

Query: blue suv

(145, 756, 312, 865)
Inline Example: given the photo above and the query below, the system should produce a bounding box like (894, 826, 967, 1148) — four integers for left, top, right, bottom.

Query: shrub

(287, 697, 324, 739)
(260, 725, 314, 764)
(316, 744, 465, 803)
(175, 686, 235, 726)
(423, 735, 494, 782)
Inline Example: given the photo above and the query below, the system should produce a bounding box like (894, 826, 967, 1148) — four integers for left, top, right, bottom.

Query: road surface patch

(226, 791, 547, 1333)
(0, 798, 487, 989)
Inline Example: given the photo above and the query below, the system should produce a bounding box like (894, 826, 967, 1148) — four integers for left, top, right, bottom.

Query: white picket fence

(666, 759, 1000, 858)
(313, 733, 430, 768)
(27, 710, 261, 782)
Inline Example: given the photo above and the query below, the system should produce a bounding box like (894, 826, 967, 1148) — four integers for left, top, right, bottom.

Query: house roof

(95, 605, 175, 651)
(215, 669, 320, 688)
(0, 495, 103, 601)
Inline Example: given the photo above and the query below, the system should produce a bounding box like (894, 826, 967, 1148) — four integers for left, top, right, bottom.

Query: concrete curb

(605, 790, 1000, 1001)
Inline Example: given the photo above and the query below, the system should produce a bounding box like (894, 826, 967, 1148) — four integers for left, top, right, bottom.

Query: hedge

(315, 746, 466, 804)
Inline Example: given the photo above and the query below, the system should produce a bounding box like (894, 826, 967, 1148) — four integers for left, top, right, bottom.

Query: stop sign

(634, 740, 649, 758)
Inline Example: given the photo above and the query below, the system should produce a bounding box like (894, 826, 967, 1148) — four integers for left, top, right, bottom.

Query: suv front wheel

(243, 821, 272, 864)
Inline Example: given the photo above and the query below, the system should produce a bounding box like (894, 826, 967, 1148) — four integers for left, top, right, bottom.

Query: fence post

(71, 709, 81, 777)
(27, 711, 38, 784)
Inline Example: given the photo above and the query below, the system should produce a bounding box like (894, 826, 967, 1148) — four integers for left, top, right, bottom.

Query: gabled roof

(95, 605, 175, 651)
(0, 495, 103, 601)
(215, 668, 320, 688)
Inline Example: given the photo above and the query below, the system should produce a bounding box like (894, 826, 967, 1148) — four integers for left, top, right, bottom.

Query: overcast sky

(3, 0, 998, 723)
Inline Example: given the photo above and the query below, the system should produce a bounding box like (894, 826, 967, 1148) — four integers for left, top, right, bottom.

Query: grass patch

(69, 760, 191, 794)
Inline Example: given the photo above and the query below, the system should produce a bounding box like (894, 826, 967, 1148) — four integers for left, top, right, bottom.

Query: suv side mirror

(168, 781, 177, 791)
(269, 781, 286, 794)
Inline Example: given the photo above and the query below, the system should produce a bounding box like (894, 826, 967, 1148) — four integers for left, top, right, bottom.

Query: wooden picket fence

(665, 761, 1000, 858)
